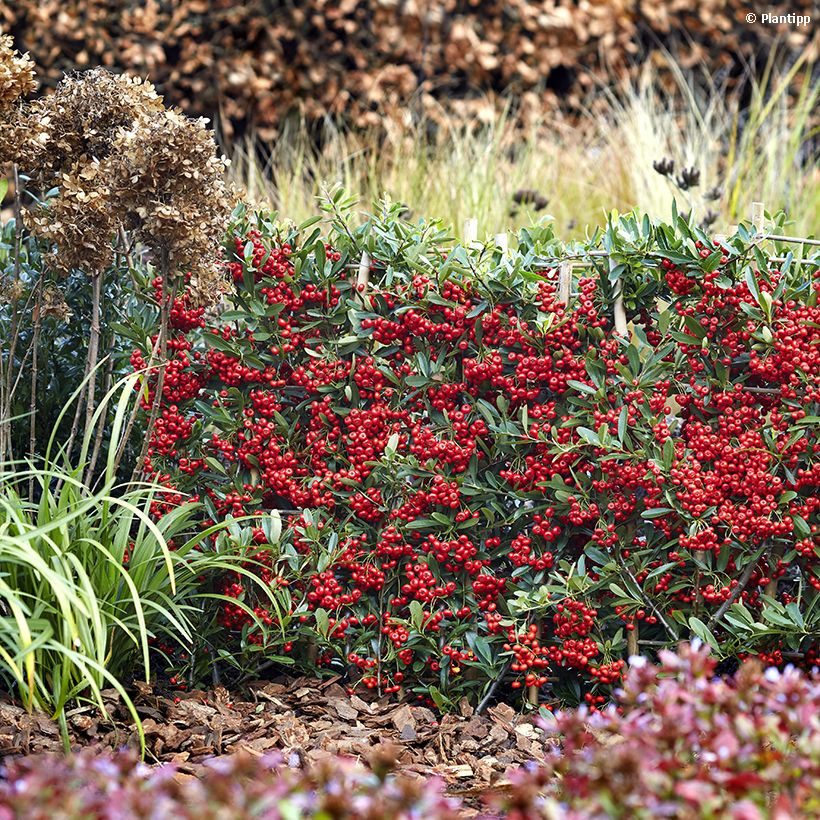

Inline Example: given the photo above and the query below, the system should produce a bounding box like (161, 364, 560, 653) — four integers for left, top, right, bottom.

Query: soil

(0, 675, 548, 806)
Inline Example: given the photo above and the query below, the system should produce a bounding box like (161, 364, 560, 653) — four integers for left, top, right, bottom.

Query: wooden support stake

(627, 623, 639, 657)
(356, 251, 371, 307)
(611, 258, 628, 337)
(751, 202, 765, 235)
(528, 622, 541, 705)
(558, 260, 573, 306)
(463, 217, 478, 248)
(356, 251, 371, 291)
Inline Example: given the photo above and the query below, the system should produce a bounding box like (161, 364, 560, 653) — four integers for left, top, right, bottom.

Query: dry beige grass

(231, 54, 819, 240)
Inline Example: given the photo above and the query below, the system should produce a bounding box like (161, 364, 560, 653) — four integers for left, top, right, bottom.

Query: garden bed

(0, 676, 543, 797)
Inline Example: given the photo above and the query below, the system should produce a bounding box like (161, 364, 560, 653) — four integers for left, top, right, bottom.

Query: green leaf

(314, 608, 330, 638)
(744, 266, 763, 307)
(409, 600, 424, 630)
(662, 437, 675, 471)
(641, 507, 672, 519)
(785, 603, 804, 629)
(617, 406, 628, 444)
(576, 427, 601, 446)
(568, 380, 598, 396)
(688, 616, 719, 650)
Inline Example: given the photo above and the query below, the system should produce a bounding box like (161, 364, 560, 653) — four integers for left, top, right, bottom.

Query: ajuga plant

(0, 32, 234, 478)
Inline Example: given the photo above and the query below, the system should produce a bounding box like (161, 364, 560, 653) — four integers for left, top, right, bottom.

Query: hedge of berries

(132, 201, 820, 707)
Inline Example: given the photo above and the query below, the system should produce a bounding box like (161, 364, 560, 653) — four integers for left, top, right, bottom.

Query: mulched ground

(0, 676, 546, 804)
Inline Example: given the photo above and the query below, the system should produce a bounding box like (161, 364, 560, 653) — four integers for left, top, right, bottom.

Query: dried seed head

(0, 33, 35, 111)
(24, 170, 117, 274)
(1, 48, 235, 296)
(15, 69, 164, 183)
(38, 286, 73, 322)
(104, 108, 235, 304)
(0, 32, 36, 164)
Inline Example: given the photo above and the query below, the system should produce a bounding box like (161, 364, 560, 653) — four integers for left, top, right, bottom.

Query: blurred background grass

(231, 51, 819, 239)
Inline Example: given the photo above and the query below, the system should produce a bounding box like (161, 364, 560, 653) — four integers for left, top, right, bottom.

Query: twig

(705, 544, 768, 632)
(1, 165, 24, 462)
(84, 350, 115, 485)
(27, 276, 45, 500)
(764, 233, 820, 247)
(82, 270, 104, 451)
(615, 546, 678, 642)
(132, 252, 173, 482)
(476, 659, 511, 714)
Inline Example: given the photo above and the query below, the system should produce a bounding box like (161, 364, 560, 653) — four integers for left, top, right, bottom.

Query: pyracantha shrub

(133, 200, 820, 707)
(494, 643, 820, 819)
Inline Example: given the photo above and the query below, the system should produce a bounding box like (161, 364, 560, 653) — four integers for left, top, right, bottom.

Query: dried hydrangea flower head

(105, 108, 233, 305)
(14, 69, 163, 276)
(0, 33, 36, 163)
(0, 33, 35, 110)
(1, 43, 233, 301)
(16, 69, 164, 184)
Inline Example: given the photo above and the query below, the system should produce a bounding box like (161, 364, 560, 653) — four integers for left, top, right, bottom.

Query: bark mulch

(0, 676, 547, 801)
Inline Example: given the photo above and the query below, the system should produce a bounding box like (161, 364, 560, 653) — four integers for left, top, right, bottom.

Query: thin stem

(132, 251, 172, 482)
(705, 544, 768, 632)
(1, 165, 24, 462)
(83, 270, 103, 449)
(84, 349, 115, 485)
(27, 275, 45, 500)
(615, 542, 678, 642)
(476, 659, 511, 715)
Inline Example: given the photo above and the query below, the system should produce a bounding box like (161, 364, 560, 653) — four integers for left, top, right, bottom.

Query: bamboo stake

(463, 217, 478, 248)
(627, 623, 639, 657)
(355, 251, 371, 307)
(751, 202, 765, 235)
(611, 258, 628, 337)
(764, 233, 820, 247)
(527, 621, 541, 705)
(558, 260, 573, 306)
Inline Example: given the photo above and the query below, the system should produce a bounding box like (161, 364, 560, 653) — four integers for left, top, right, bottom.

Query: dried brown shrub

(105, 108, 232, 304)
(0, 1, 815, 137)
(1, 56, 233, 300)
(0, 32, 35, 163)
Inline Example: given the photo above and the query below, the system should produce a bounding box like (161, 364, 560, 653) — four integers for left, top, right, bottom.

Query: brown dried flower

(0, 32, 36, 164)
(36, 286, 72, 322)
(24, 170, 117, 274)
(104, 108, 233, 304)
(0, 33, 35, 111)
(1, 40, 234, 300)
(14, 69, 164, 184)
